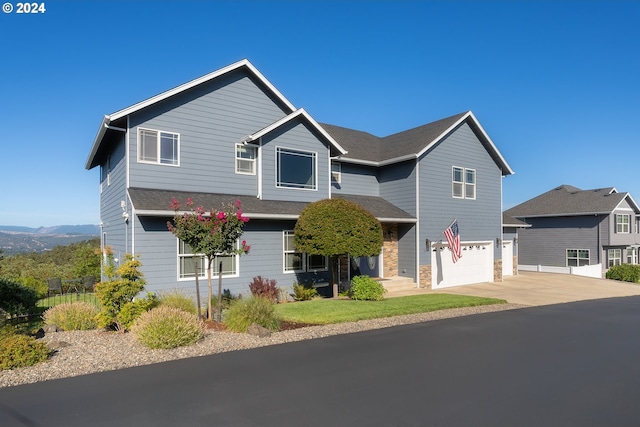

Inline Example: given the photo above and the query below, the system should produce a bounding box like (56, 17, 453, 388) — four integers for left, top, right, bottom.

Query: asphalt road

(2, 296, 640, 427)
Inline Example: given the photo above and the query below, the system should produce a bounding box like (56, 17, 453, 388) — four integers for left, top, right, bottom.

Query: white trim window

(567, 249, 589, 267)
(283, 231, 328, 273)
(277, 147, 317, 190)
(331, 162, 341, 184)
(283, 231, 304, 272)
(452, 166, 476, 199)
(608, 248, 622, 267)
(138, 128, 180, 166)
(616, 214, 630, 233)
(178, 240, 238, 280)
(236, 144, 257, 175)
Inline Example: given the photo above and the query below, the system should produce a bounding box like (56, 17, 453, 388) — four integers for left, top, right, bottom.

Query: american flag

(443, 219, 462, 263)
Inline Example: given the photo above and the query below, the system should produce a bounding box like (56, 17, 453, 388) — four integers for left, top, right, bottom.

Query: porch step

(378, 276, 418, 293)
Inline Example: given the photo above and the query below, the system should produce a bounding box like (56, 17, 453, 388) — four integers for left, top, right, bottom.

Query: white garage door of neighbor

(502, 241, 513, 277)
(431, 241, 494, 289)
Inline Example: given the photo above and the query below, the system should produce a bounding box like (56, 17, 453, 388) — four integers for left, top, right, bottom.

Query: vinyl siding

(517, 215, 604, 267)
(609, 199, 640, 246)
(397, 223, 417, 278)
(379, 160, 417, 216)
(333, 163, 379, 196)
(419, 123, 503, 265)
(128, 70, 288, 195)
(100, 135, 128, 267)
(260, 120, 331, 203)
(131, 218, 331, 296)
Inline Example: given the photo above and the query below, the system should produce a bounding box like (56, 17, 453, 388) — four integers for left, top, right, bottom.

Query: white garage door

(502, 241, 513, 277)
(431, 241, 494, 289)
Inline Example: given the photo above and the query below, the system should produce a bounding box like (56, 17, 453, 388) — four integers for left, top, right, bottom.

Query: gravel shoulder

(1, 303, 525, 388)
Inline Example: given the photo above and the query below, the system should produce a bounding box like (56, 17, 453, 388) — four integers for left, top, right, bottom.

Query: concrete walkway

(387, 271, 640, 306)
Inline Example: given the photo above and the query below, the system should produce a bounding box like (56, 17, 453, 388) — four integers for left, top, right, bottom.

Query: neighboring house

(502, 213, 531, 276)
(504, 185, 640, 278)
(85, 59, 514, 296)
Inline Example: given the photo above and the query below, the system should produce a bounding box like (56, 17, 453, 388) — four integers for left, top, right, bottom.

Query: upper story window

(331, 162, 341, 184)
(452, 166, 476, 199)
(138, 128, 179, 166)
(616, 214, 630, 233)
(236, 144, 257, 175)
(277, 147, 316, 190)
(567, 249, 589, 267)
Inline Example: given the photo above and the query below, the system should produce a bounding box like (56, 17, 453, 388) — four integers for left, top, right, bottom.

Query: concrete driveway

(392, 271, 640, 306)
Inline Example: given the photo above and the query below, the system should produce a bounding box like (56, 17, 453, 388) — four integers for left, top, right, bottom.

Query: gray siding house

(85, 59, 514, 296)
(504, 185, 640, 277)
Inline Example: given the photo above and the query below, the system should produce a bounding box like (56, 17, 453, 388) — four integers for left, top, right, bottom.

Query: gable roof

(242, 108, 347, 156)
(128, 188, 415, 223)
(502, 213, 531, 228)
(86, 59, 298, 170)
(322, 111, 514, 175)
(505, 185, 640, 218)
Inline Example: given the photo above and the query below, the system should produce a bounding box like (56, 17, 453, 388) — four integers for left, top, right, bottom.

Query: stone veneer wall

(381, 223, 398, 278)
(494, 259, 503, 282)
(513, 256, 518, 275)
(420, 265, 432, 289)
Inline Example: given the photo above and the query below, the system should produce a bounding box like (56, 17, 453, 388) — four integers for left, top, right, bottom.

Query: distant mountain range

(0, 225, 100, 255)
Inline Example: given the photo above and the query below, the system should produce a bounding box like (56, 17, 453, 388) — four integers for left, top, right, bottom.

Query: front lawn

(274, 294, 506, 325)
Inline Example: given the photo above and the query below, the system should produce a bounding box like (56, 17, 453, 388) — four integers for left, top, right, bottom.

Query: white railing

(519, 264, 603, 279)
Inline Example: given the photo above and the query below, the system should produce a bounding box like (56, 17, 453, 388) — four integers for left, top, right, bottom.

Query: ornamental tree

(293, 198, 383, 291)
(167, 198, 250, 321)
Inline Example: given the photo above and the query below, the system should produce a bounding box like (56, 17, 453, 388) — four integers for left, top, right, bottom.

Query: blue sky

(1, 1, 638, 227)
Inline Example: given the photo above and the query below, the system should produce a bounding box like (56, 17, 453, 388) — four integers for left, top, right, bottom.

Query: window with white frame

(567, 249, 589, 267)
(616, 214, 631, 233)
(331, 162, 341, 184)
(236, 144, 257, 175)
(452, 166, 476, 199)
(277, 147, 316, 190)
(608, 248, 622, 267)
(178, 240, 237, 279)
(283, 231, 328, 273)
(138, 128, 179, 166)
(283, 231, 304, 272)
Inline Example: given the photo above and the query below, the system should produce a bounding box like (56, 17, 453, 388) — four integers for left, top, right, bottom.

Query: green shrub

(0, 332, 50, 370)
(17, 276, 48, 300)
(116, 293, 159, 330)
(95, 255, 146, 330)
(349, 275, 386, 301)
(211, 289, 239, 312)
(131, 305, 205, 349)
(0, 277, 38, 317)
(159, 291, 197, 315)
(43, 302, 99, 331)
(606, 264, 640, 283)
(292, 282, 318, 301)
(248, 276, 279, 302)
(224, 296, 280, 333)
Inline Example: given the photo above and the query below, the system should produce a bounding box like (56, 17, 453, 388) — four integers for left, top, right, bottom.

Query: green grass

(37, 293, 99, 309)
(274, 294, 506, 325)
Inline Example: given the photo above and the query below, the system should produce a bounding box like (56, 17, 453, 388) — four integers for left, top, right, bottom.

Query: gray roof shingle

(504, 185, 637, 218)
(128, 188, 415, 222)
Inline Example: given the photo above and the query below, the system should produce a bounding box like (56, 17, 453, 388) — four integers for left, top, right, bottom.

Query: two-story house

(504, 185, 640, 277)
(85, 59, 514, 296)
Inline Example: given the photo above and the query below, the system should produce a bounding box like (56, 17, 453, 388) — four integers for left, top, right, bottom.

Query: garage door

(431, 241, 494, 289)
(502, 241, 513, 277)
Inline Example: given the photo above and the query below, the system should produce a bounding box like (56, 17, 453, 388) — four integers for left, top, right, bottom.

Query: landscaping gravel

(0, 303, 525, 388)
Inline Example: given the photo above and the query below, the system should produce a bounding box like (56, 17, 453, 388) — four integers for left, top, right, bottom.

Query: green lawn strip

(37, 294, 99, 309)
(274, 294, 506, 325)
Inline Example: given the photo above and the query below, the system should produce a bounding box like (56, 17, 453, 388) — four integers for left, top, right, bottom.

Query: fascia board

(136, 209, 301, 220)
(85, 116, 110, 170)
(337, 153, 417, 167)
(415, 111, 515, 176)
(512, 212, 610, 218)
(246, 109, 348, 155)
(109, 60, 296, 122)
(614, 194, 640, 213)
(377, 217, 417, 223)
